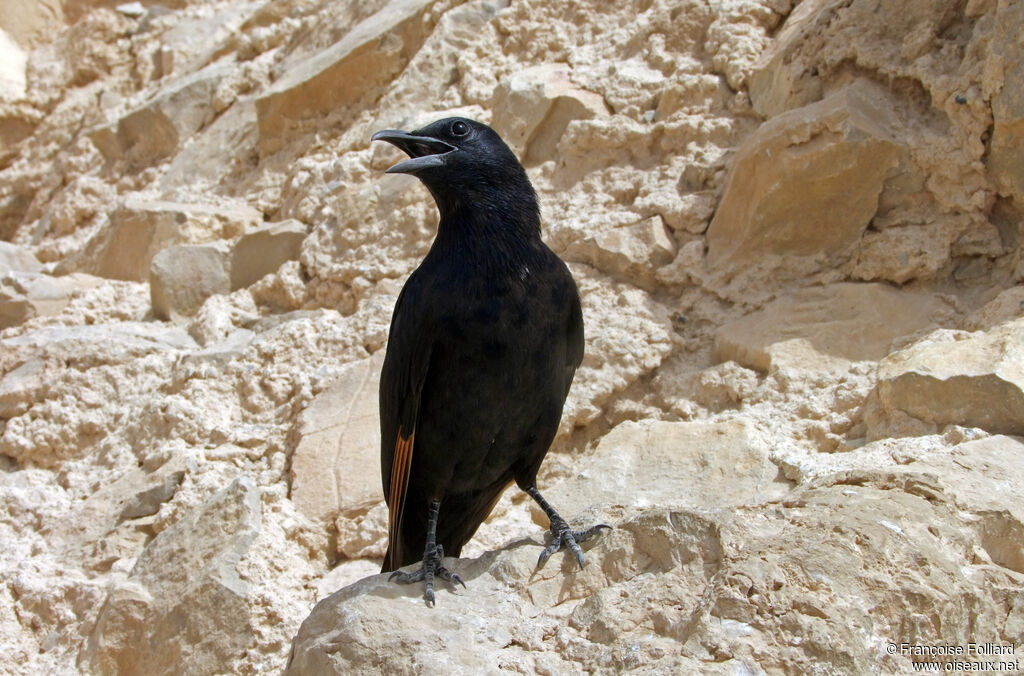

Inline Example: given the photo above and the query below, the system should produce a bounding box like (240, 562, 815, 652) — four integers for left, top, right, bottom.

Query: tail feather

(380, 480, 512, 573)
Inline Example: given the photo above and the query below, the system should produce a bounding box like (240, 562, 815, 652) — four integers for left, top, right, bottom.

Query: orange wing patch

(386, 428, 415, 567)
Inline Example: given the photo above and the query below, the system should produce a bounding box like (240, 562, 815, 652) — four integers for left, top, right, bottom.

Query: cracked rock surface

(1, 0, 1022, 673)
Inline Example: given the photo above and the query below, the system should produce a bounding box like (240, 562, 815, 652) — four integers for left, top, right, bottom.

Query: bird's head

(371, 117, 537, 225)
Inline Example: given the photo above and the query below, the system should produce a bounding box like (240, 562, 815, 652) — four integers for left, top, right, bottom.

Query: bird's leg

(388, 499, 466, 606)
(525, 486, 611, 570)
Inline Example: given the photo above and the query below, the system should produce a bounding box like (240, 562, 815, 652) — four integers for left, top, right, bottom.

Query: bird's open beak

(371, 130, 456, 174)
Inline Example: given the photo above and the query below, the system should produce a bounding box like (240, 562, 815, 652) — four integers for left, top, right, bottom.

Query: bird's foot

(388, 544, 466, 606)
(537, 517, 612, 570)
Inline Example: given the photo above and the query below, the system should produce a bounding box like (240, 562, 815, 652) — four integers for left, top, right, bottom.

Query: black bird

(372, 117, 609, 605)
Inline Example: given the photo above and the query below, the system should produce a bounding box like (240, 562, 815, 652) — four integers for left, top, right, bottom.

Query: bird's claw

(388, 544, 464, 606)
(537, 518, 612, 570)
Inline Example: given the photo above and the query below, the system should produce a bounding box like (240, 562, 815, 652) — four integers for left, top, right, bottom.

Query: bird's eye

(450, 120, 469, 137)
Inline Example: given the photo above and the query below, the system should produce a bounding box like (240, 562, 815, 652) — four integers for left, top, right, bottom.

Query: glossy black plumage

(373, 118, 605, 604)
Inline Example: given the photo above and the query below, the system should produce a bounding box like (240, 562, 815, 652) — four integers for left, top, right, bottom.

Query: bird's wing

(564, 279, 585, 392)
(379, 272, 433, 572)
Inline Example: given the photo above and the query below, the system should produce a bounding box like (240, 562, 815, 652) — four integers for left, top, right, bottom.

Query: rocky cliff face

(1, 0, 1022, 674)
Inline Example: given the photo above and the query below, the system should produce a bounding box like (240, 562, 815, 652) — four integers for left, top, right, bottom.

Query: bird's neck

(430, 189, 543, 269)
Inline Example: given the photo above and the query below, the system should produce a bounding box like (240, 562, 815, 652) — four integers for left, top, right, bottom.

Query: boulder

(0, 241, 41, 273)
(561, 269, 673, 430)
(117, 469, 186, 521)
(0, 0, 64, 50)
(230, 219, 308, 290)
(655, 238, 705, 286)
(286, 508, 728, 675)
(286, 475, 1015, 675)
(773, 431, 1024, 574)
(986, 0, 1024, 203)
(83, 477, 261, 676)
(63, 195, 261, 282)
(928, 435, 1024, 533)
(850, 223, 953, 284)
(706, 81, 903, 274)
(0, 272, 102, 328)
(88, 60, 233, 167)
(149, 242, 231, 321)
(537, 419, 791, 525)
(564, 215, 676, 289)
(964, 285, 1024, 331)
(872, 319, 1024, 437)
(0, 28, 26, 101)
(0, 358, 47, 418)
(714, 283, 950, 371)
(491, 62, 609, 164)
(0, 103, 38, 168)
(254, 0, 439, 156)
(0, 321, 198, 370)
(747, 0, 835, 117)
(160, 99, 258, 190)
(289, 350, 384, 525)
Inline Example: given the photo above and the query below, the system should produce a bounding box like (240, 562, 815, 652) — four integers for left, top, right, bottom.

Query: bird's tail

(380, 480, 513, 573)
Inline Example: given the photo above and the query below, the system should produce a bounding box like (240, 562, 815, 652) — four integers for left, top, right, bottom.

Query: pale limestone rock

(0, 241, 41, 273)
(150, 242, 231, 321)
(706, 81, 903, 274)
(773, 431, 1024, 573)
(872, 319, 1024, 437)
(286, 508, 726, 675)
(288, 475, 1017, 675)
(491, 62, 609, 164)
(748, 0, 831, 117)
(255, 0, 438, 156)
(151, 2, 256, 80)
(88, 60, 234, 167)
(0, 271, 103, 328)
(714, 283, 949, 372)
(964, 285, 1024, 331)
(334, 501, 387, 560)
(0, 321, 198, 366)
(986, 0, 1024, 202)
(564, 215, 676, 289)
(635, 187, 717, 236)
(0, 105, 39, 169)
(0, 323, 197, 468)
(930, 435, 1024, 539)
(0, 585, 31, 667)
(56, 453, 197, 571)
(186, 292, 259, 347)
(850, 223, 952, 284)
(690, 360, 760, 411)
(563, 267, 673, 430)
(750, 0, 978, 121)
(743, 0, 993, 223)
(249, 260, 311, 312)
(0, 358, 48, 418)
(62, 9, 133, 87)
(0, 29, 26, 101)
(160, 100, 259, 190)
(63, 196, 260, 282)
(290, 351, 384, 525)
(230, 219, 308, 290)
(3, 0, 1024, 673)
(118, 469, 186, 520)
(115, 3, 145, 18)
(312, 558, 383, 601)
(83, 477, 261, 676)
(655, 238, 705, 286)
(703, 0, 781, 91)
(0, 0, 64, 49)
(537, 419, 791, 525)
